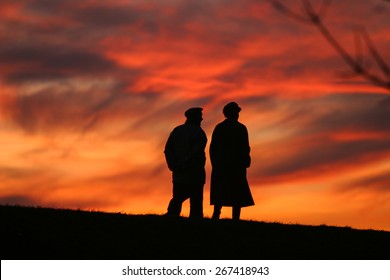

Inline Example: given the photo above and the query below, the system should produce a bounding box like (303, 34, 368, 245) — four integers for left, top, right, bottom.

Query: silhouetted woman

(210, 102, 254, 220)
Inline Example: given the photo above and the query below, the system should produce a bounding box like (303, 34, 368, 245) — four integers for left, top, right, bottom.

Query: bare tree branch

(360, 29, 390, 79)
(269, 0, 390, 92)
(269, 0, 313, 24)
(317, 0, 332, 18)
(353, 28, 364, 68)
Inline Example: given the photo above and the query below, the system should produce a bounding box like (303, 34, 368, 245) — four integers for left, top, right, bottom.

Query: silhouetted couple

(164, 102, 254, 220)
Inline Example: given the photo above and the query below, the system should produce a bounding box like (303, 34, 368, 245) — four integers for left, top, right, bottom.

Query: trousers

(167, 182, 204, 218)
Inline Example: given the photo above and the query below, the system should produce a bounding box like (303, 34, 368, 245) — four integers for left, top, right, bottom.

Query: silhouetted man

(164, 107, 207, 218)
(210, 102, 254, 220)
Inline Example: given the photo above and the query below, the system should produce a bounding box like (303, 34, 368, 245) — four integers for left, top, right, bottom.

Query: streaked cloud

(0, 0, 389, 230)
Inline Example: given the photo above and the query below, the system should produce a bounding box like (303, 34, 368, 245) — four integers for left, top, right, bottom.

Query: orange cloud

(0, 0, 389, 231)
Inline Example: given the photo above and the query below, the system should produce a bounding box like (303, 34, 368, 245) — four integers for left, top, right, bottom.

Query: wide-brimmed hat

(185, 107, 203, 119)
(223, 102, 241, 116)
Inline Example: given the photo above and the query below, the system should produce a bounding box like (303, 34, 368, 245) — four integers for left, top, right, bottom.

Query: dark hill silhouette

(1, 205, 389, 259)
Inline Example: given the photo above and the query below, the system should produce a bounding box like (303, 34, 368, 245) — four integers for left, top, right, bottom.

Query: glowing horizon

(1, 0, 389, 231)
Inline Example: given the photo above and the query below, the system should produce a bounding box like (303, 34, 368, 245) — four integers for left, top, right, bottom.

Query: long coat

(164, 122, 207, 186)
(210, 119, 254, 207)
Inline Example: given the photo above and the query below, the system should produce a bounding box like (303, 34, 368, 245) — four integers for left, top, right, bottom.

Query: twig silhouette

(269, 0, 390, 92)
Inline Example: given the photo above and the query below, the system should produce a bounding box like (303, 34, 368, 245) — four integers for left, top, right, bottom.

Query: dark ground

(1, 205, 389, 259)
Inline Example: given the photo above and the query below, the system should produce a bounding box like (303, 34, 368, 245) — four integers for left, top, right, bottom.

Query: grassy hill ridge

(1, 205, 389, 259)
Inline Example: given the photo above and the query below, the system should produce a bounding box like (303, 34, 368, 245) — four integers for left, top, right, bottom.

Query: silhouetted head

(185, 107, 203, 126)
(223, 102, 241, 120)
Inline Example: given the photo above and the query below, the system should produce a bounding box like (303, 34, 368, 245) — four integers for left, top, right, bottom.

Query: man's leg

(166, 183, 189, 217)
(189, 184, 204, 219)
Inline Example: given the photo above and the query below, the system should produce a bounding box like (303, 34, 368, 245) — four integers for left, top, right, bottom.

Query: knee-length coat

(210, 119, 254, 207)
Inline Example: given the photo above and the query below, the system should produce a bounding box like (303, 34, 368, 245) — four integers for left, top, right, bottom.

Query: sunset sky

(1, 0, 389, 231)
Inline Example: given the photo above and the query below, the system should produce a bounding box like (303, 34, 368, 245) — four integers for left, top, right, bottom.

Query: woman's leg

(212, 205, 222, 220)
(232, 206, 241, 220)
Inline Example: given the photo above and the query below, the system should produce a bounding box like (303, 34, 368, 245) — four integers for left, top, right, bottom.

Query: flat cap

(185, 107, 203, 119)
